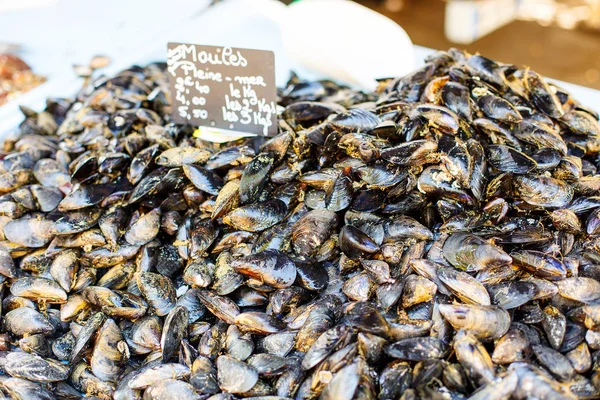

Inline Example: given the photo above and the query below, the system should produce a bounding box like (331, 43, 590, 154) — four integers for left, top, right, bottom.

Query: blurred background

(0, 0, 599, 126)
(356, 0, 600, 89)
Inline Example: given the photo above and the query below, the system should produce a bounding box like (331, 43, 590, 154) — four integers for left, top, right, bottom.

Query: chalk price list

(173, 75, 210, 121)
(167, 44, 277, 136)
(223, 79, 276, 134)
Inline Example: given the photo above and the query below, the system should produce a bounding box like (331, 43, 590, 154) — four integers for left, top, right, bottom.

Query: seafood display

(0, 47, 599, 399)
(0, 54, 45, 106)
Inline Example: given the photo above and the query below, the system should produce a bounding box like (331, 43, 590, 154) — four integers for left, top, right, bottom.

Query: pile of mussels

(0, 48, 599, 400)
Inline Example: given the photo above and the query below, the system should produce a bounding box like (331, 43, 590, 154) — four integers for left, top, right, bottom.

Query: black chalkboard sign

(167, 43, 277, 137)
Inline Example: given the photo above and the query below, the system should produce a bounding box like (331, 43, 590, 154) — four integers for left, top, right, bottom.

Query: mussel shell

(453, 330, 496, 386)
(137, 272, 176, 316)
(438, 303, 510, 341)
(124, 208, 161, 246)
(10, 277, 67, 303)
(487, 145, 537, 174)
(338, 225, 379, 260)
(216, 355, 259, 394)
(183, 164, 223, 196)
(128, 364, 191, 390)
(90, 318, 127, 381)
(4, 307, 54, 336)
(438, 267, 490, 305)
(161, 306, 189, 362)
(525, 70, 565, 119)
(4, 217, 54, 247)
(70, 312, 106, 363)
(487, 281, 536, 309)
(239, 152, 275, 204)
(291, 209, 338, 258)
(282, 101, 345, 127)
(231, 250, 297, 289)
(477, 94, 523, 123)
(385, 337, 446, 361)
(415, 104, 459, 134)
(34, 159, 71, 188)
(514, 175, 574, 208)
(562, 109, 600, 136)
(511, 250, 566, 280)
(418, 166, 475, 205)
(52, 208, 102, 235)
(58, 184, 115, 211)
(380, 140, 438, 166)
(295, 261, 329, 291)
(0, 377, 57, 400)
(383, 215, 433, 242)
(556, 277, 600, 304)
(143, 379, 199, 400)
(532, 148, 562, 171)
(205, 145, 255, 170)
(190, 356, 219, 394)
(442, 81, 472, 121)
(330, 108, 380, 132)
(442, 233, 512, 272)
(223, 199, 287, 232)
(491, 326, 532, 365)
(155, 147, 211, 167)
(466, 54, 506, 87)
(234, 311, 283, 335)
(196, 290, 240, 325)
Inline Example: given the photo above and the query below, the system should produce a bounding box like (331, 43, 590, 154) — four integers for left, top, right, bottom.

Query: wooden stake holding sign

(166, 43, 278, 138)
